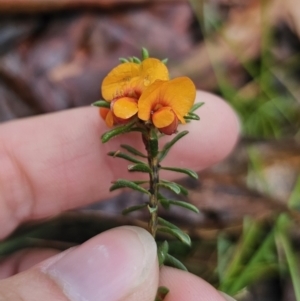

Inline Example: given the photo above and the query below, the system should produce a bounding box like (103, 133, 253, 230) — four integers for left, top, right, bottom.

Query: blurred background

(1, 0, 300, 300)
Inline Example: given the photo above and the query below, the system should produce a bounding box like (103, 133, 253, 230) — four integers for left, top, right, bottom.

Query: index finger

(0, 91, 239, 238)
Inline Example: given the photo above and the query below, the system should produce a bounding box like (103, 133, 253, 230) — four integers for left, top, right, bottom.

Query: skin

(0, 91, 239, 301)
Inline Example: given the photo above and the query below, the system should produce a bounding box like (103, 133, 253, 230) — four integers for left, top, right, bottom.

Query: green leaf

(159, 198, 199, 213)
(158, 180, 181, 194)
(128, 163, 151, 173)
(128, 57, 134, 62)
(190, 102, 204, 113)
(159, 198, 170, 209)
(101, 120, 136, 143)
(157, 241, 169, 266)
(141, 47, 149, 60)
(107, 151, 145, 164)
(122, 203, 147, 215)
(132, 56, 141, 64)
(160, 166, 198, 179)
(165, 253, 188, 271)
(132, 180, 149, 185)
(110, 179, 150, 195)
(91, 100, 110, 108)
(184, 112, 200, 121)
(155, 286, 170, 301)
(158, 130, 189, 162)
(158, 226, 191, 247)
(158, 217, 180, 230)
(159, 180, 188, 196)
(175, 182, 189, 196)
(119, 58, 129, 63)
(120, 144, 147, 158)
(161, 58, 168, 64)
(130, 127, 147, 134)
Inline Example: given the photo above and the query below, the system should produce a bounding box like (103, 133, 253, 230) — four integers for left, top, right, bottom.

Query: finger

(0, 91, 239, 238)
(159, 266, 233, 301)
(0, 226, 158, 301)
(0, 249, 59, 280)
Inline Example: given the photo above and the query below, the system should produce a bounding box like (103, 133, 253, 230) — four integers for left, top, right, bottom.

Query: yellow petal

(105, 110, 114, 127)
(113, 97, 138, 119)
(140, 58, 169, 87)
(138, 80, 166, 121)
(101, 63, 140, 101)
(152, 106, 175, 128)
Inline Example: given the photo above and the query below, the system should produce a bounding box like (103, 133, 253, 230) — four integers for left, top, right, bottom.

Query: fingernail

(219, 291, 237, 301)
(41, 226, 157, 301)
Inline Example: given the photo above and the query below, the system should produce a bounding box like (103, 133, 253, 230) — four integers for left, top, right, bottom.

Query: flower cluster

(99, 57, 196, 135)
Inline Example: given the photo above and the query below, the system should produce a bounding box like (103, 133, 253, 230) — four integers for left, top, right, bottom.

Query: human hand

(0, 91, 239, 301)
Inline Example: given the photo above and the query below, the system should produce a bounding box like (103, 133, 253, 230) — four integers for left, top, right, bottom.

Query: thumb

(0, 226, 158, 301)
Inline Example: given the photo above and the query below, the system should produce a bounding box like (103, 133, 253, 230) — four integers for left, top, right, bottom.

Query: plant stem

(142, 126, 159, 238)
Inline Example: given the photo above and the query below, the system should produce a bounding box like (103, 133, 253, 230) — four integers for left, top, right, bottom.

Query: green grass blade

(276, 215, 300, 301)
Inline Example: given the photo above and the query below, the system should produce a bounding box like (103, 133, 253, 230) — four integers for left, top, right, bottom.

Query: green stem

(143, 126, 159, 238)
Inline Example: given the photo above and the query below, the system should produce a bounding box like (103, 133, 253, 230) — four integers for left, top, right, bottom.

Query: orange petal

(140, 58, 169, 87)
(113, 97, 138, 119)
(159, 116, 179, 135)
(105, 110, 114, 127)
(138, 80, 166, 121)
(152, 106, 175, 128)
(101, 63, 140, 101)
(159, 77, 196, 123)
(99, 107, 109, 120)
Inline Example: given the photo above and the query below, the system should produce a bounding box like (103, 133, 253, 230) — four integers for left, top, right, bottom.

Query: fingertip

(163, 90, 240, 170)
(159, 266, 228, 301)
(41, 226, 159, 301)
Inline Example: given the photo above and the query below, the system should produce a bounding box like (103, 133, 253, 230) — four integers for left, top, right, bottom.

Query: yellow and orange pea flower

(138, 77, 196, 135)
(100, 58, 169, 127)
(99, 58, 196, 135)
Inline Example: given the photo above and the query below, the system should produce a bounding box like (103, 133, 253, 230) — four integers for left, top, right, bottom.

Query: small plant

(93, 48, 203, 298)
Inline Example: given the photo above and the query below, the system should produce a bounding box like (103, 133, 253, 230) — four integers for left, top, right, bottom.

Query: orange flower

(138, 77, 196, 134)
(100, 58, 169, 127)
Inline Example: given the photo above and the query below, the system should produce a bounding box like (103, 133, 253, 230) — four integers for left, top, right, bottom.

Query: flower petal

(138, 80, 166, 121)
(113, 97, 138, 119)
(140, 58, 169, 87)
(159, 116, 179, 135)
(101, 63, 140, 101)
(99, 107, 109, 120)
(152, 106, 175, 128)
(105, 110, 114, 127)
(159, 77, 196, 123)
(138, 77, 196, 123)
